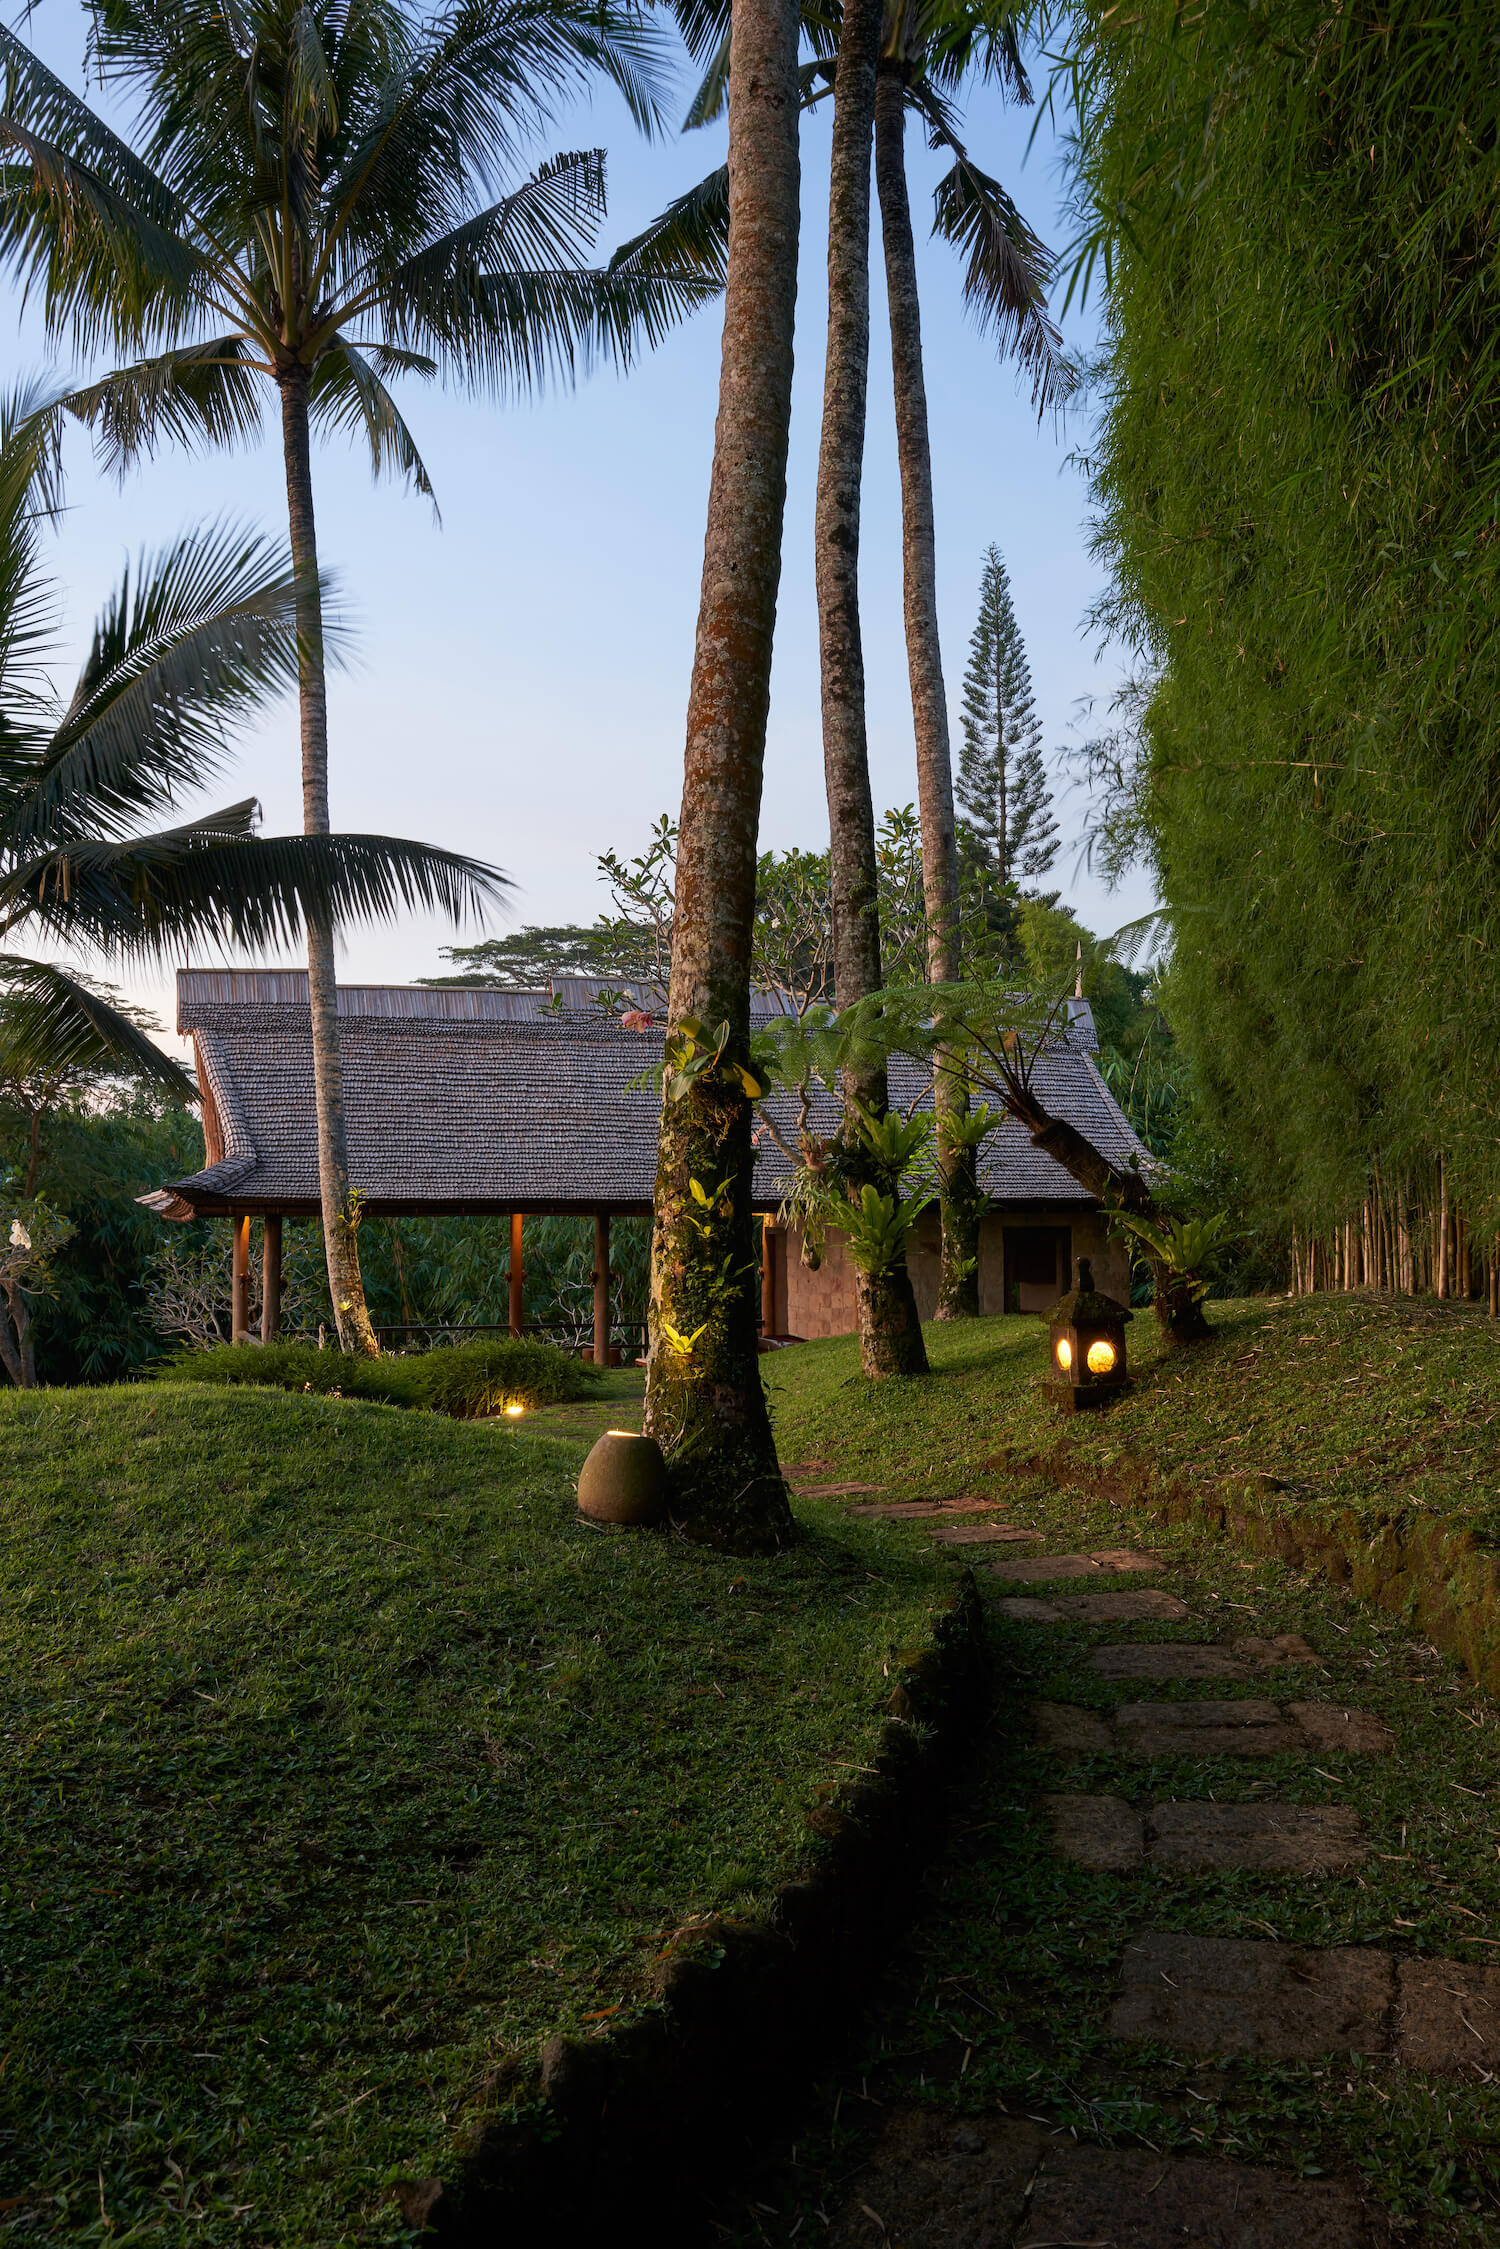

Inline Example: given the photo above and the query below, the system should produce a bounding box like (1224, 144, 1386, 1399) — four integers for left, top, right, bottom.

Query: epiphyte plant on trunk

(835, 975, 1214, 1343)
(0, 380, 501, 1374)
(640, 0, 802, 1553)
(0, 0, 711, 1351)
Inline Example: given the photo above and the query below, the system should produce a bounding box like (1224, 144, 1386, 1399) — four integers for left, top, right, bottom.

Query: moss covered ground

(0, 1378, 947, 2245)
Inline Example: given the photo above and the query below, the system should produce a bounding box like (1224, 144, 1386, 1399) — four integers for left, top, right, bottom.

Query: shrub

(154, 1335, 602, 1417)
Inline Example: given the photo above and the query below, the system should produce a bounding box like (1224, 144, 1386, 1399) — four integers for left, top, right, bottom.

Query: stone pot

(577, 1431, 669, 1527)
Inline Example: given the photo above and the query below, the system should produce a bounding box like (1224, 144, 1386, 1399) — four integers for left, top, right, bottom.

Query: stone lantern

(1047, 1256, 1132, 1412)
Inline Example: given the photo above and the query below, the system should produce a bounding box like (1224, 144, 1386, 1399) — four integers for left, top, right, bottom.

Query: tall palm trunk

(875, 65, 979, 1318)
(816, 0, 927, 1378)
(641, 0, 800, 1548)
(278, 363, 380, 1357)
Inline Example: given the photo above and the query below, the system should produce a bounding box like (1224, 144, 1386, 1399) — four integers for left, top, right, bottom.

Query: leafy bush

(155, 1334, 601, 1417)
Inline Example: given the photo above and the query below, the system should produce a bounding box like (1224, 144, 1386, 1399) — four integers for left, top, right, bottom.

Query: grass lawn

(763, 1292, 1500, 1546)
(0, 1377, 948, 2245)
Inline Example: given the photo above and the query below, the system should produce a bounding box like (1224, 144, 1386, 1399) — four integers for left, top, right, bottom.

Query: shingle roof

(157, 972, 1149, 1218)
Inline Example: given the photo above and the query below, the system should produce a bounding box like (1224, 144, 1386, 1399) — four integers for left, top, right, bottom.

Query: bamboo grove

(1062, 0, 1500, 1307)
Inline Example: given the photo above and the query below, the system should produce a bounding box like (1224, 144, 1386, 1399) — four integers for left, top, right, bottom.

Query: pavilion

(143, 970, 1149, 1354)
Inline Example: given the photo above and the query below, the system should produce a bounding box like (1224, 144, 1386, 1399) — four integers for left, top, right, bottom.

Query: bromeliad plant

(1111, 1207, 1234, 1313)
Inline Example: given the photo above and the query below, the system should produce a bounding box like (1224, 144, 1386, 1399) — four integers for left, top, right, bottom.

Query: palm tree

(0, 0, 710, 1350)
(870, 2, 1070, 1317)
(625, 0, 1068, 1338)
(813, 0, 928, 1376)
(640, 0, 801, 1551)
(0, 377, 502, 1168)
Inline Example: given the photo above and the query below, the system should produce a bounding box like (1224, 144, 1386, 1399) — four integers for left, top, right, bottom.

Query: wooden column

(261, 1215, 283, 1344)
(761, 1217, 776, 1339)
(509, 1212, 524, 1338)
(231, 1214, 251, 1344)
(593, 1211, 610, 1367)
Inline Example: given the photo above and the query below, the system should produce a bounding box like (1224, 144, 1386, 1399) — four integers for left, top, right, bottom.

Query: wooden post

(509, 1211, 524, 1338)
(231, 1214, 251, 1343)
(593, 1211, 610, 1367)
(761, 1216, 776, 1338)
(261, 1215, 283, 1344)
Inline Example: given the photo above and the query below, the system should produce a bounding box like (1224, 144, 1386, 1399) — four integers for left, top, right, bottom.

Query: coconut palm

(639, 0, 801, 1552)
(0, 0, 709, 1350)
(622, 0, 1068, 1338)
(0, 378, 502, 1113)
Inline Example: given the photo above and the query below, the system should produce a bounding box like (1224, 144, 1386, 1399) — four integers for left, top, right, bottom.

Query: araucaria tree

(642, 0, 800, 1549)
(957, 542, 1057, 893)
(0, 0, 704, 1351)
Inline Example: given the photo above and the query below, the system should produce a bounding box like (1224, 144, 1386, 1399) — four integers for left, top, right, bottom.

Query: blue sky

(5, 7, 1153, 1063)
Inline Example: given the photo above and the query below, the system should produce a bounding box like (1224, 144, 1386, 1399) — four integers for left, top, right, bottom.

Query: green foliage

(850, 1099, 932, 1184)
(1061, 0, 1500, 1243)
(1, 1090, 210, 1383)
(838, 1182, 932, 1278)
(1110, 1206, 1236, 1305)
(0, 1380, 944, 2240)
(159, 1333, 600, 1415)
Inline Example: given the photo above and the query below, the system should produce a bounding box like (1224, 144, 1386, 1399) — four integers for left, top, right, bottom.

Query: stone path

(713, 1478, 1500, 2245)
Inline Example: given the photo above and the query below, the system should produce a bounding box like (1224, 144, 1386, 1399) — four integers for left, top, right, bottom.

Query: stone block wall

(774, 1203, 1130, 1341)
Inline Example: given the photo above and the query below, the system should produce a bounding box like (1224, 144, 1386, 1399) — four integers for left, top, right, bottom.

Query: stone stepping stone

(925, 1522, 1037, 1545)
(1045, 1792, 1367, 1873)
(1090, 1633, 1319, 1680)
(1032, 1698, 1394, 1758)
(997, 1588, 1190, 1623)
(995, 1547, 1162, 1582)
(1396, 1957, 1500, 2074)
(1110, 1937, 1500, 2074)
(1018, 2142, 1379, 2249)
(1110, 1932, 1393, 2059)
(849, 1496, 1012, 1520)
(828, 2104, 1379, 2248)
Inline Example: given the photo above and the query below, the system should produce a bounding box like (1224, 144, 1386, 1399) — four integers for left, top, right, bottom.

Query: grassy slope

(763, 1294, 1500, 1544)
(0, 1380, 945, 2246)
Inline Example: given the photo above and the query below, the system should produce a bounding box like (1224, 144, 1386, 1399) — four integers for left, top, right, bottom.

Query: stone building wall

(771, 1203, 1130, 1341)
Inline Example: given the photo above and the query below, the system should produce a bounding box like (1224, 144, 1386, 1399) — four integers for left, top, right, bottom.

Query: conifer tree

(957, 545, 1058, 890)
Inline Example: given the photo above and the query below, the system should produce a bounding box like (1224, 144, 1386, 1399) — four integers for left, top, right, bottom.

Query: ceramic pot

(577, 1431, 669, 1526)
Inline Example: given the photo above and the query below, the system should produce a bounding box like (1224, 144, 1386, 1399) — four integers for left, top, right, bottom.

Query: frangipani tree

(0, 0, 711, 1349)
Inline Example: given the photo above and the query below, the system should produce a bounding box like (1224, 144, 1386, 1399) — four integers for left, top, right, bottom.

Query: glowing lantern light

(1046, 1258, 1131, 1413)
(504, 1403, 525, 1417)
(577, 1430, 669, 1527)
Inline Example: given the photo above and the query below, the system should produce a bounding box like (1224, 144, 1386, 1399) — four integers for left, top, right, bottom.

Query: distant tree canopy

(1066, 0, 1500, 1255)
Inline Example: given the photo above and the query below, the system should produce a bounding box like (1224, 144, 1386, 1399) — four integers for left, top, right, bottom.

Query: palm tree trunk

(816, 0, 927, 1380)
(641, 0, 800, 1549)
(874, 67, 977, 1318)
(278, 363, 379, 1357)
